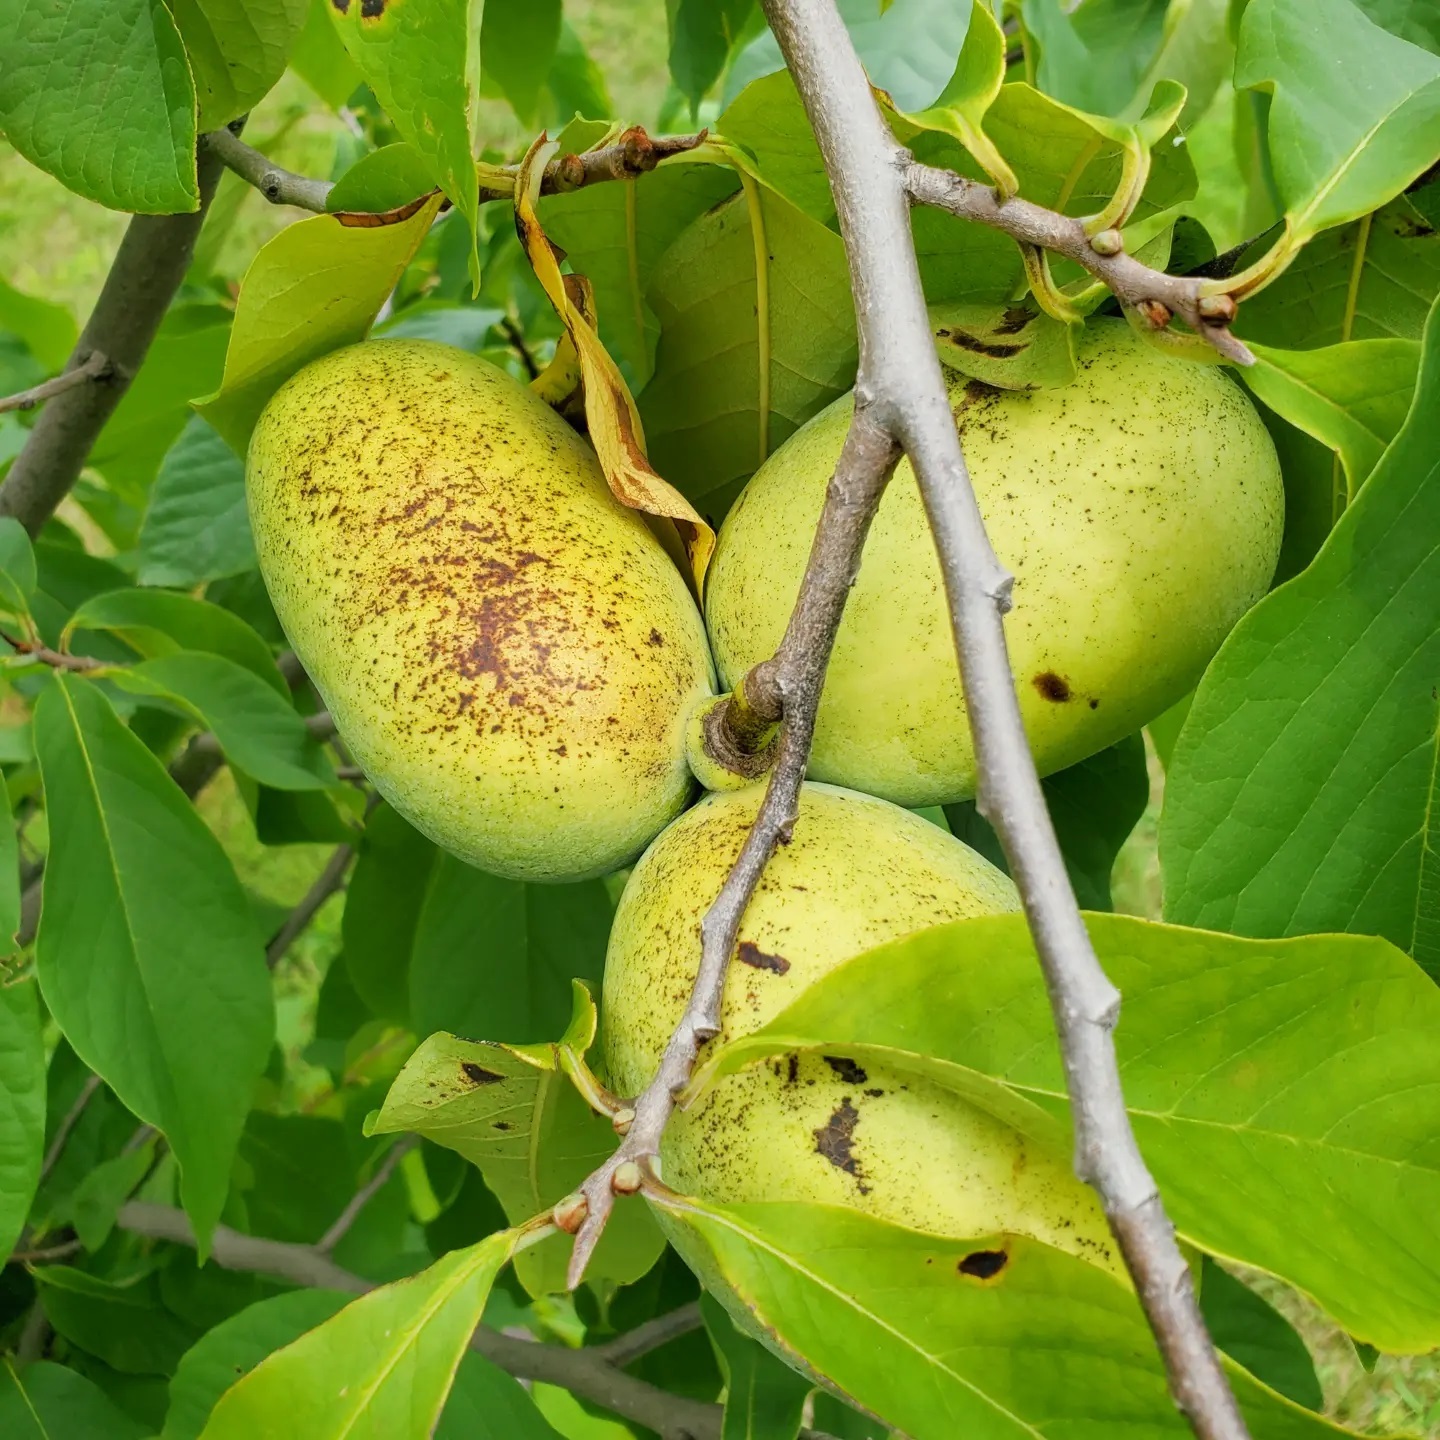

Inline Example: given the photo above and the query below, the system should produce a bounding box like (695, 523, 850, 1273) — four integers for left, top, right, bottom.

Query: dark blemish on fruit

(646, 628, 665, 646)
(823, 1055, 869, 1085)
(461, 1062, 504, 1085)
(813, 1099, 869, 1193)
(1088, 697, 1100, 709)
(864, 1087, 885, 1098)
(1033, 671, 1072, 703)
(958, 1249, 1009, 1280)
(737, 940, 790, 975)
(786, 1054, 800, 1084)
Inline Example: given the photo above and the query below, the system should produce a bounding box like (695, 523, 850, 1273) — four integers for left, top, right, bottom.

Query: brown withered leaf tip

(334, 192, 438, 228)
(737, 940, 790, 975)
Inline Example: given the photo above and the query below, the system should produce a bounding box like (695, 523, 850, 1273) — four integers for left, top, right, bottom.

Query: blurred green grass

(1, 3, 1435, 1426)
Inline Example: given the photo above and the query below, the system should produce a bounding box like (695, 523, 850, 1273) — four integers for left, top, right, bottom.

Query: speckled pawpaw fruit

(705, 318, 1284, 808)
(246, 339, 715, 883)
(602, 782, 1119, 1273)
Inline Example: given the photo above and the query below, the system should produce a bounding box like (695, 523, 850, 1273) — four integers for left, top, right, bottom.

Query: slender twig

(565, 412, 900, 1286)
(112, 1202, 834, 1440)
(207, 125, 710, 215)
(11, 1238, 83, 1264)
(758, 2, 1248, 1437)
(904, 164, 1251, 361)
(15, 1301, 50, 1362)
(265, 842, 355, 970)
(203, 125, 335, 212)
(315, 1135, 417, 1254)
(37, 1074, 102, 1184)
(0, 142, 228, 535)
(0, 352, 112, 417)
(593, 1300, 704, 1367)
(4, 642, 103, 673)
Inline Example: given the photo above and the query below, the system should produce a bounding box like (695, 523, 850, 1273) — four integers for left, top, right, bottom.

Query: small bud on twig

(1089, 228, 1124, 256)
(1196, 293, 1237, 325)
(1135, 298, 1173, 330)
(612, 1106, 636, 1135)
(553, 1192, 589, 1234)
(612, 1161, 644, 1195)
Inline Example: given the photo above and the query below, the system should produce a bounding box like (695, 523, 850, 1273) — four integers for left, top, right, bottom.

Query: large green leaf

(33, 676, 273, 1253)
(436, 1352, 566, 1440)
(654, 1195, 1356, 1440)
(0, 734, 22, 944)
(34, 1265, 201, 1375)
(163, 1291, 353, 1440)
(138, 417, 257, 588)
(1353, 0, 1440, 52)
(328, 0, 480, 281)
(0, 978, 43, 1261)
(1199, 1259, 1322, 1412)
(702, 1293, 809, 1440)
(694, 913, 1440, 1352)
(1236, 0, 1440, 249)
(169, 0, 310, 130)
(639, 182, 858, 513)
(716, 71, 830, 224)
(0, 0, 198, 213)
(480, 0, 562, 124)
(1021, 0, 1171, 119)
(668, 0, 756, 111)
(117, 652, 337, 791)
(372, 996, 665, 1295)
(538, 161, 740, 388)
(1161, 299, 1440, 977)
(198, 1231, 517, 1439)
(0, 275, 77, 372)
(196, 196, 442, 453)
(0, 1360, 149, 1440)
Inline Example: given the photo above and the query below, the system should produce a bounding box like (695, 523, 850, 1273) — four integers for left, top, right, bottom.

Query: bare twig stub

(0, 144, 227, 535)
(0, 352, 112, 417)
(757, 2, 1250, 1437)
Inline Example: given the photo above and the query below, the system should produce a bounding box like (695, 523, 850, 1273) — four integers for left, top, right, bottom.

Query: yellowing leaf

(514, 137, 715, 591)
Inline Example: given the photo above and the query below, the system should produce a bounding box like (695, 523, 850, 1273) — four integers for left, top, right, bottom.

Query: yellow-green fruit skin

(705, 319, 1284, 807)
(603, 783, 1118, 1273)
(246, 340, 714, 883)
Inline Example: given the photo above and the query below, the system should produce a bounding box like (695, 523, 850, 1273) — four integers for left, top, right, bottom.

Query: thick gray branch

(761, 2, 1248, 1437)
(0, 145, 227, 535)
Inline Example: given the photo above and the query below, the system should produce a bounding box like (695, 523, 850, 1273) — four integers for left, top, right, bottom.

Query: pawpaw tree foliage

(0, 1, 1436, 1438)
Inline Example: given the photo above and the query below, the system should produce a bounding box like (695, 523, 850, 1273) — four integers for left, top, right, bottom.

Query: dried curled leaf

(514, 136, 715, 592)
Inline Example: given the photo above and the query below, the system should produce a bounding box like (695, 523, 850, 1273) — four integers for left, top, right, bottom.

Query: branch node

(1089, 227, 1125, 257)
(552, 1192, 589, 1234)
(611, 1107, 636, 1135)
(1135, 298, 1173, 330)
(611, 1161, 644, 1196)
(1196, 293, 1237, 325)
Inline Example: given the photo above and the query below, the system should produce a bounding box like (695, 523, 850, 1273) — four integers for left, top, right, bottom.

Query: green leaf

(1021, 0, 1171, 119)
(545, 20, 613, 123)
(1244, 337, 1419, 497)
(195, 196, 442, 452)
(694, 912, 1440, 1352)
(168, 0, 310, 130)
(197, 1230, 518, 1439)
(0, 777, 20, 950)
(0, 516, 37, 619)
(163, 1290, 352, 1440)
(1236, 0, 1440, 249)
(640, 181, 858, 512)
(138, 417, 257, 588)
(372, 1005, 665, 1295)
(930, 302, 1079, 391)
(68, 589, 285, 694)
(117, 652, 336, 791)
(90, 305, 232, 502)
(702, 1293, 809, 1440)
(0, 978, 43, 1261)
(328, 0, 480, 282)
(0, 1359, 149, 1440)
(1200, 1258, 1322, 1412)
(0, 275, 77, 372)
(538, 160, 740, 388)
(71, 1138, 159, 1252)
(34, 676, 273, 1253)
(0, 0, 198, 213)
(289, 0, 363, 108)
(326, 142, 437, 213)
(435, 1351, 566, 1440)
(1236, 198, 1440, 351)
(715, 71, 829, 223)
(35, 1266, 200, 1375)
(1353, 0, 1440, 52)
(1161, 299, 1440, 977)
(481, 0, 562, 124)
(667, 0, 756, 111)
(946, 737, 1150, 911)
(653, 1195, 1353, 1440)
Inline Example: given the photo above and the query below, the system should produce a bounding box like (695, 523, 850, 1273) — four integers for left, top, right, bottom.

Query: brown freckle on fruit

(786, 1054, 800, 1084)
(1033, 671, 1072, 703)
(647, 628, 665, 646)
(959, 1249, 1009, 1280)
(461, 1062, 503, 1085)
(823, 1055, 868, 1085)
(864, 1087, 884, 1098)
(737, 940, 790, 974)
(813, 1099, 869, 1193)
(1088, 697, 1100, 709)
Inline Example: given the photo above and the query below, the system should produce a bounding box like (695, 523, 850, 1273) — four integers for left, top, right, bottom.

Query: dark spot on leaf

(330, 0, 349, 10)
(823, 1055, 868, 1085)
(737, 940, 790, 975)
(813, 1099, 869, 1193)
(939, 328, 1026, 359)
(461, 1062, 504, 1085)
(995, 306, 1038, 335)
(360, 0, 384, 15)
(1395, 217, 1436, 238)
(958, 1249, 1009, 1280)
(493, 1121, 512, 1131)
(1033, 671, 1072, 703)
(786, 1054, 799, 1084)
(1088, 697, 1100, 709)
